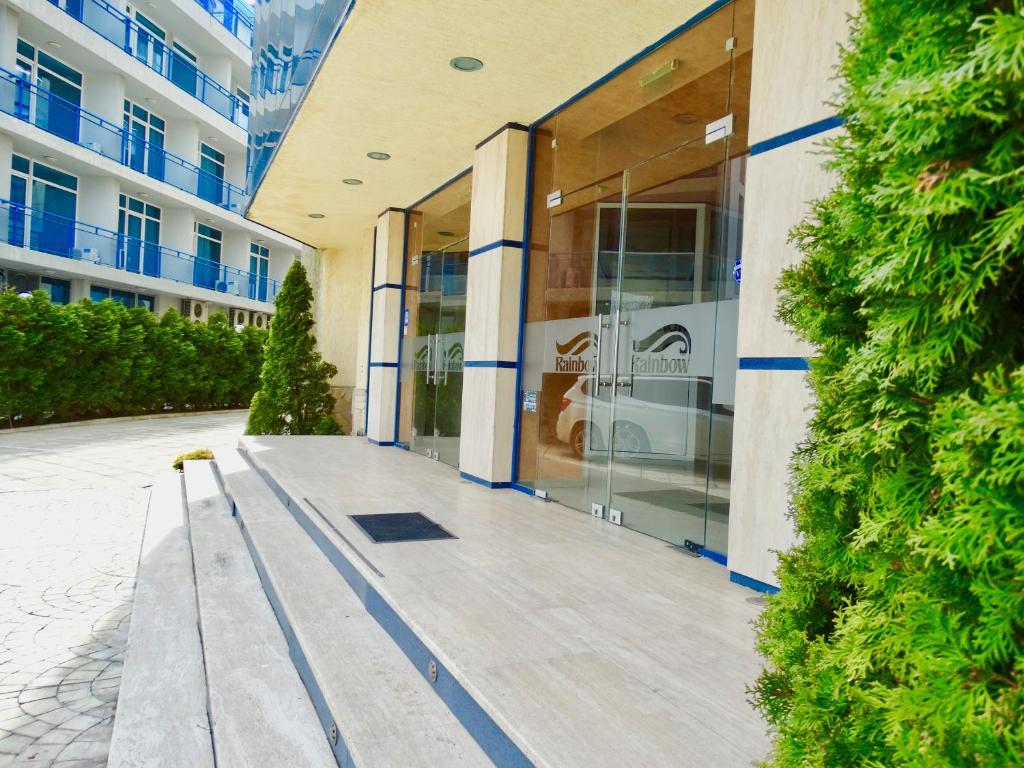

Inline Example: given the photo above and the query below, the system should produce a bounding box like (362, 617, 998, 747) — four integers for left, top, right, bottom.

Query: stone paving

(0, 412, 247, 768)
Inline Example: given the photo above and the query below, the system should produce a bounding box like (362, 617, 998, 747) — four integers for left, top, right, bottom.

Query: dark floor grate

(349, 512, 456, 543)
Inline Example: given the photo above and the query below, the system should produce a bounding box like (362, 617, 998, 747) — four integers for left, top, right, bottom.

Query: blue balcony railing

(0, 68, 250, 213)
(193, 0, 255, 47)
(50, 0, 246, 127)
(0, 199, 279, 303)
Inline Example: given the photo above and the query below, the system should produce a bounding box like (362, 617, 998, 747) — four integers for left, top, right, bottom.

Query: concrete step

(215, 447, 493, 768)
(108, 472, 214, 768)
(182, 460, 335, 768)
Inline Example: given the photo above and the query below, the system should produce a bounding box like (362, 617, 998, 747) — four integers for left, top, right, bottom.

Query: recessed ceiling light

(43, 155, 56, 161)
(438, 231, 454, 237)
(256, 239, 265, 244)
(308, 213, 325, 219)
(367, 151, 390, 161)
(206, 218, 215, 223)
(139, 192, 149, 198)
(47, 41, 61, 49)
(145, 97, 157, 104)
(449, 56, 483, 72)
(342, 178, 363, 185)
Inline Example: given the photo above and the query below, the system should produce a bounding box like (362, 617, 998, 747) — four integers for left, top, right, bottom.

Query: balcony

(0, 199, 279, 304)
(193, 0, 255, 48)
(49, 0, 246, 128)
(0, 68, 250, 213)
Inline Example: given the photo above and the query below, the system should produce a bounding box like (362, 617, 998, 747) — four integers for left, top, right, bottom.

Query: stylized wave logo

(415, 345, 429, 362)
(632, 324, 692, 355)
(445, 342, 464, 364)
(556, 331, 598, 356)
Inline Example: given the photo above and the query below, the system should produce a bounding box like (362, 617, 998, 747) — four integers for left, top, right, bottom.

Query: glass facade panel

(247, 0, 356, 192)
(515, 0, 753, 554)
(397, 173, 472, 467)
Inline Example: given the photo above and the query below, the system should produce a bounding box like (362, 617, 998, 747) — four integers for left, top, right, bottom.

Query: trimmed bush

(172, 448, 214, 471)
(0, 290, 269, 427)
(754, 2, 1024, 766)
(247, 261, 340, 435)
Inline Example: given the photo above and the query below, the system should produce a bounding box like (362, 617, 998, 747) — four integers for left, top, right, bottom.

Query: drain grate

(349, 512, 456, 543)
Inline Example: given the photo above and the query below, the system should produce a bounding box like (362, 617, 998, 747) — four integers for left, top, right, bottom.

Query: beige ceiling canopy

(246, 0, 720, 254)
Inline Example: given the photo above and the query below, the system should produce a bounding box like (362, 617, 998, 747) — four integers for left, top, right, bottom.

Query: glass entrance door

(403, 239, 467, 466)
(398, 171, 472, 468)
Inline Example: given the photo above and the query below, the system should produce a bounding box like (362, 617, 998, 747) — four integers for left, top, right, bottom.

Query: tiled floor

(243, 435, 771, 767)
(0, 412, 247, 768)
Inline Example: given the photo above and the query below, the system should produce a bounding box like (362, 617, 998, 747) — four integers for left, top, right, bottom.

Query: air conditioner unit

(12, 271, 40, 292)
(84, 141, 101, 152)
(226, 279, 240, 296)
(251, 312, 267, 329)
(228, 307, 249, 327)
(181, 298, 207, 321)
(81, 247, 98, 262)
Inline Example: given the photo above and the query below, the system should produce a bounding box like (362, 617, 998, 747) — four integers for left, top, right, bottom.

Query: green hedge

(0, 290, 268, 427)
(754, 1, 1024, 766)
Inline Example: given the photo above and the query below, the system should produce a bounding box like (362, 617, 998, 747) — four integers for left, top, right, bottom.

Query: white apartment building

(0, 0, 303, 326)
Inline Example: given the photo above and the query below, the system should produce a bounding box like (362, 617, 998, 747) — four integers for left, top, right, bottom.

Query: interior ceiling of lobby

(247, 0, 753, 254)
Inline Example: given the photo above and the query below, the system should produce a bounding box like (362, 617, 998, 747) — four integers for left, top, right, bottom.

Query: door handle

(594, 314, 610, 388)
(425, 334, 433, 384)
(435, 334, 443, 384)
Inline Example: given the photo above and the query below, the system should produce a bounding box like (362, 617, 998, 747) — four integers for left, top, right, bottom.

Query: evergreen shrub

(754, 2, 1024, 766)
(246, 261, 341, 435)
(0, 290, 268, 427)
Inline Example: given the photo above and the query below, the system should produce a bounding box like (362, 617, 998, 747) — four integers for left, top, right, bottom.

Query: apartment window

(9, 154, 78, 257)
(126, 9, 167, 72)
(249, 242, 269, 301)
(89, 285, 154, 311)
(118, 194, 161, 276)
(123, 100, 166, 180)
(194, 223, 222, 290)
(15, 40, 83, 143)
(236, 87, 250, 129)
(40, 276, 71, 305)
(198, 143, 226, 205)
(170, 42, 199, 96)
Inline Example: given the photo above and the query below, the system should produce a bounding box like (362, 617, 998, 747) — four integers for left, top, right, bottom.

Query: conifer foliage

(753, 2, 1024, 765)
(247, 261, 341, 435)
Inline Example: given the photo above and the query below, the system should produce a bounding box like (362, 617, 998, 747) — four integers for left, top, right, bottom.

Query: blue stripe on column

(367, 438, 395, 446)
(729, 571, 781, 595)
(364, 227, 377, 437)
(468, 239, 524, 258)
(460, 471, 512, 490)
(463, 360, 517, 369)
(510, 125, 537, 486)
(749, 115, 844, 157)
(393, 211, 410, 443)
(368, 362, 398, 368)
(738, 357, 810, 371)
(510, 483, 536, 497)
(372, 282, 403, 291)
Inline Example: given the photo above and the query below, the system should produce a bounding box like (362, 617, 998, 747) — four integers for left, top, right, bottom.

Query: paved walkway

(0, 412, 247, 768)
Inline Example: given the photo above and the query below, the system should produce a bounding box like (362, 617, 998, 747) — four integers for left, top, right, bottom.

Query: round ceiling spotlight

(438, 231, 455, 237)
(449, 56, 483, 72)
(308, 213, 326, 219)
(367, 151, 390, 161)
(342, 178, 363, 185)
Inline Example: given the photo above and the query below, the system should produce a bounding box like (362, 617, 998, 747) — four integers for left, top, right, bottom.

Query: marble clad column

(458, 124, 529, 486)
(726, 0, 856, 590)
(365, 208, 405, 444)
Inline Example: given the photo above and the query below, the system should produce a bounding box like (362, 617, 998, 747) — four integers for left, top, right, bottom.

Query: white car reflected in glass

(555, 374, 732, 462)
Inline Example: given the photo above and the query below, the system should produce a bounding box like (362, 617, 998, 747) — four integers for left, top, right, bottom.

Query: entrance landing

(240, 435, 770, 767)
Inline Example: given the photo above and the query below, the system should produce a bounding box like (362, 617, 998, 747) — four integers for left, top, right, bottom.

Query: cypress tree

(753, 2, 1024, 766)
(246, 261, 341, 435)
